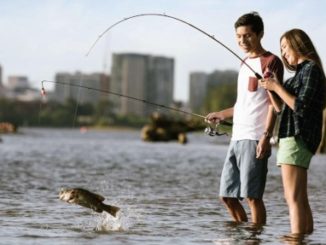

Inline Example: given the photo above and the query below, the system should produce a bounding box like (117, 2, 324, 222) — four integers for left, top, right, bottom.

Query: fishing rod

(85, 13, 263, 79)
(40, 80, 233, 127)
(85, 13, 282, 114)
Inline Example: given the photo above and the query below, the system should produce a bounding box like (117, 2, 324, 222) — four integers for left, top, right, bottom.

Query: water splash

(94, 207, 141, 232)
(94, 212, 124, 232)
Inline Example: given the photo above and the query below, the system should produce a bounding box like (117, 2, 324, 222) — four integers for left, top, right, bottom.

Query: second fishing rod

(41, 80, 233, 128)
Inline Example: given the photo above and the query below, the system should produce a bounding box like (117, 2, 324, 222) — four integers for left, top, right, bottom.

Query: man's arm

(256, 104, 276, 159)
(267, 91, 283, 114)
(205, 107, 234, 123)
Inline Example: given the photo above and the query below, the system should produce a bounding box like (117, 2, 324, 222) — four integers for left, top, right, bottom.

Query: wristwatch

(263, 131, 272, 138)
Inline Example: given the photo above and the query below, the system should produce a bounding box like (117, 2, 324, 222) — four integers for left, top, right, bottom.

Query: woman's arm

(259, 78, 296, 110)
(273, 83, 296, 110)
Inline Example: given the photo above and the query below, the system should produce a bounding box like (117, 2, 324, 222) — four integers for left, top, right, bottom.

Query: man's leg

(239, 140, 268, 225)
(219, 141, 245, 221)
(247, 198, 266, 225)
(220, 197, 248, 222)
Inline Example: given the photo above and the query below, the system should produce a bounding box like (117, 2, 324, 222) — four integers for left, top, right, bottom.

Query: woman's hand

(259, 77, 280, 92)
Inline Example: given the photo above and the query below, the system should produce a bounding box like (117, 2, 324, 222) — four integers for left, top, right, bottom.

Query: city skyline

(1, 0, 326, 101)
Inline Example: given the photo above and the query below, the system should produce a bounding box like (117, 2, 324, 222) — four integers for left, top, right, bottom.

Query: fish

(59, 188, 120, 217)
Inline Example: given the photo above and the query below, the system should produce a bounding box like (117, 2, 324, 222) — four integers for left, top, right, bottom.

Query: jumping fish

(59, 188, 120, 217)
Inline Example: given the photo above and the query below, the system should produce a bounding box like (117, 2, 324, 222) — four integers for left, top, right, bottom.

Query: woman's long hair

(281, 28, 326, 106)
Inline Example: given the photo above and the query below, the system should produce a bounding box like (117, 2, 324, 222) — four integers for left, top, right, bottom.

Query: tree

(203, 70, 238, 112)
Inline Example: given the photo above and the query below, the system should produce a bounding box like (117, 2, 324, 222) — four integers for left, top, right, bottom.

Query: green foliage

(0, 99, 40, 127)
(204, 82, 237, 112)
(94, 100, 114, 119)
(0, 98, 150, 129)
(202, 70, 238, 112)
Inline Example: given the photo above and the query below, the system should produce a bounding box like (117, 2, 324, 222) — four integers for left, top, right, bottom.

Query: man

(205, 12, 283, 225)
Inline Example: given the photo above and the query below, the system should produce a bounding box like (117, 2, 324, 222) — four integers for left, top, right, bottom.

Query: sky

(1, 0, 326, 102)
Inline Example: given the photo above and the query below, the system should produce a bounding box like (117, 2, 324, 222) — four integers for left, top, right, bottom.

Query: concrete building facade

(189, 72, 208, 113)
(110, 53, 174, 117)
(54, 72, 110, 104)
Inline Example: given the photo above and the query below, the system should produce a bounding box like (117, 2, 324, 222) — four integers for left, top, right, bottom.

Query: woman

(259, 29, 326, 235)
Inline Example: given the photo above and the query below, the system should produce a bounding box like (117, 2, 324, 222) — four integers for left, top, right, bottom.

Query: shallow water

(0, 128, 325, 244)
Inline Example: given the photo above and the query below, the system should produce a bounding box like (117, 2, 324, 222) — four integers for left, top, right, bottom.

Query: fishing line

(72, 80, 82, 128)
(85, 13, 283, 112)
(85, 13, 263, 79)
(41, 80, 233, 127)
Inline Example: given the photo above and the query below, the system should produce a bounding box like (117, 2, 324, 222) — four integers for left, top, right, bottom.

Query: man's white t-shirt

(232, 52, 283, 141)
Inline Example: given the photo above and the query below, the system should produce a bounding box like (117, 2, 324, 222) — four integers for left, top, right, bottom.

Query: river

(0, 128, 325, 244)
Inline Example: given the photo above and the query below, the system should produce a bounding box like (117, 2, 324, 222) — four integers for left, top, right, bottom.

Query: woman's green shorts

(277, 136, 313, 169)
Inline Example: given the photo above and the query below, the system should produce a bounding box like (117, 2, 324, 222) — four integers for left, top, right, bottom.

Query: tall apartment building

(189, 72, 208, 112)
(54, 72, 110, 104)
(110, 53, 174, 117)
(2, 75, 41, 101)
(7, 76, 29, 90)
(0, 65, 3, 96)
(0, 64, 2, 86)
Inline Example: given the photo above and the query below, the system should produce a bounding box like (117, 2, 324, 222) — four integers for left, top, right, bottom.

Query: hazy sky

(1, 0, 325, 101)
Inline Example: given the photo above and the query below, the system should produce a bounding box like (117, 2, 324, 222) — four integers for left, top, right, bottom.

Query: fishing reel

(204, 123, 228, 137)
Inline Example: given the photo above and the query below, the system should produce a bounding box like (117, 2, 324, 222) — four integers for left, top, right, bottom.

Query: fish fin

(102, 204, 120, 217)
(90, 204, 103, 213)
(94, 194, 105, 202)
(96, 194, 105, 202)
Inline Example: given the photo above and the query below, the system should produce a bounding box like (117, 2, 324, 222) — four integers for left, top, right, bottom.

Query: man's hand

(256, 136, 271, 159)
(205, 112, 225, 124)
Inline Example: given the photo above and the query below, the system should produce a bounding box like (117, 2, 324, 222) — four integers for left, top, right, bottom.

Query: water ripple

(0, 128, 325, 244)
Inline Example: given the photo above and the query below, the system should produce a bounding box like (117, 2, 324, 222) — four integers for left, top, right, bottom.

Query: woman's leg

(281, 164, 313, 234)
(304, 201, 313, 233)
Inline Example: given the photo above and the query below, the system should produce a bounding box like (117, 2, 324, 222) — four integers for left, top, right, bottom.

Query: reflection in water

(213, 221, 263, 244)
(0, 128, 325, 244)
(280, 233, 307, 245)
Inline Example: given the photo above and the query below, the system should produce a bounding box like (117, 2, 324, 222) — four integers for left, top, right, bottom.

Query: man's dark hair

(234, 12, 264, 35)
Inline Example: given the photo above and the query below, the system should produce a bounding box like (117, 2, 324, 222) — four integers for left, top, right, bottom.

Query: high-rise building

(54, 72, 110, 104)
(7, 76, 29, 90)
(111, 54, 147, 116)
(0, 64, 2, 86)
(110, 53, 174, 117)
(189, 72, 208, 112)
(3, 75, 41, 101)
(0, 65, 3, 97)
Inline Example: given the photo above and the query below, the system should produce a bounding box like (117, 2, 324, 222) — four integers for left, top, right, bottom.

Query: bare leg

(247, 198, 266, 225)
(304, 200, 313, 234)
(281, 165, 313, 234)
(220, 197, 248, 222)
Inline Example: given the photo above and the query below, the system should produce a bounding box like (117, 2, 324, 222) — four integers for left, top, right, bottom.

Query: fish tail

(102, 204, 120, 217)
